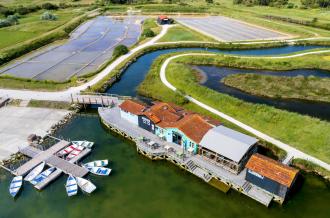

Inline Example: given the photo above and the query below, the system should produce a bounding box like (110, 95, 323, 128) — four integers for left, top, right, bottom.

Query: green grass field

(159, 25, 216, 42)
(0, 8, 84, 50)
(138, 51, 330, 164)
(222, 74, 330, 103)
(0, 0, 95, 7)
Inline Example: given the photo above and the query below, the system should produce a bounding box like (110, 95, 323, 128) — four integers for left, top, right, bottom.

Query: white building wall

(120, 110, 138, 125)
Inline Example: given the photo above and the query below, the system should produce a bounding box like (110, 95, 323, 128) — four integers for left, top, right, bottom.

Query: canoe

(83, 160, 108, 168)
(66, 145, 85, 161)
(72, 141, 94, 149)
(58, 144, 78, 156)
(76, 177, 96, 194)
(24, 162, 45, 182)
(88, 167, 111, 176)
(66, 175, 78, 197)
(31, 167, 56, 186)
(9, 176, 23, 197)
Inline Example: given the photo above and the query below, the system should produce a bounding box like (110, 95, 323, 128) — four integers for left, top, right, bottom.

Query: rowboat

(31, 167, 56, 186)
(72, 140, 94, 149)
(57, 144, 78, 156)
(24, 162, 45, 182)
(83, 160, 108, 168)
(9, 176, 23, 197)
(76, 177, 96, 194)
(88, 167, 112, 176)
(66, 175, 78, 197)
(66, 145, 85, 161)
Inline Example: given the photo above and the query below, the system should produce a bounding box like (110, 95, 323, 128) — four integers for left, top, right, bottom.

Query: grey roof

(199, 126, 258, 163)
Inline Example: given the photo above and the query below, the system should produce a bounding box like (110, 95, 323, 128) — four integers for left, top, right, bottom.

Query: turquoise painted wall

(155, 127, 198, 154)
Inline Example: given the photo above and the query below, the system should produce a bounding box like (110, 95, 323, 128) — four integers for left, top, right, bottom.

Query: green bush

(142, 28, 155, 38)
(41, 3, 59, 10)
(41, 11, 58, 20)
(113, 44, 129, 58)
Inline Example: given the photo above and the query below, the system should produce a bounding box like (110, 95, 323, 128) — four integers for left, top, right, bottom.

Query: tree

(113, 45, 129, 58)
(142, 28, 155, 37)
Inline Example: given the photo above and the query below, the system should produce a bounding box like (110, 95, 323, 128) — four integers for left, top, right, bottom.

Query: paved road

(159, 52, 330, 171)
(0, 25, 171, 101)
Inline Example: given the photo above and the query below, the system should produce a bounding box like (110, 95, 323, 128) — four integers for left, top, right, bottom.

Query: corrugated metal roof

(200, 126, 258, 162)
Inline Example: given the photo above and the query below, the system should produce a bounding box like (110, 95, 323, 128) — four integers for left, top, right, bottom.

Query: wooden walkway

(99, 106, 273, 207)
(14, 140, 70, 176)
(14, 140, 89, 178)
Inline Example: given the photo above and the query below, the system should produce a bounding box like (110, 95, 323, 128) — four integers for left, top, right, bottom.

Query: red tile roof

(158, 15, 169, 20)
(119, 100, 145, 115)
(246, 154, 299, 187)
(119, 100, 220, 143)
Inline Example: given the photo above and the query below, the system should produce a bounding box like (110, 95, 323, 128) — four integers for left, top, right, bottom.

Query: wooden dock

(14, 139, 91, 190)
(14, 140, 70, 176)
(98, 106, 274, 207)
(35, 148, 91, 190)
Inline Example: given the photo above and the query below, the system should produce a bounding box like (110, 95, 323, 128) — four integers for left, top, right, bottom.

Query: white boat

(24, 162, 45, 182)
(76, 177, 96, 194)
(9, 176, 23, 197)
(83, 160, 108, 168)
(31, 167, 56, 186)
(72, 140, 94, 149)
(66, 175, 78, 197)
(57, 144, 78, 156)
(88, 167, 111, 176)
(66, 145, 85, 161)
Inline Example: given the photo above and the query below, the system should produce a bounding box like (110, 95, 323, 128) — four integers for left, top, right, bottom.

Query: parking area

(0, 106, 70, 161)
(0, 16, 143, 82)
(175, 16, 288, 42)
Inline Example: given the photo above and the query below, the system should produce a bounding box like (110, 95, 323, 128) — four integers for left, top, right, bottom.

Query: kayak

(24, 162, 45, 182)
(66, 175, 78, 197)
(31, 167, 56, 186)
(9, 176, 23, 197)
(76, 177, 96, 194)
(83, 160, 108, 168)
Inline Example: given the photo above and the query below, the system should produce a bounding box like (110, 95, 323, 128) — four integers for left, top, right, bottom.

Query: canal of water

(0, 115, 329, 218)
(107, 45, 330, 120)
(0, 45, 329, 217)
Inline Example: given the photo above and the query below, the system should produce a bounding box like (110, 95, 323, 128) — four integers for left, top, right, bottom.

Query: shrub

(113, 44, 129, 58)
(142, 28, 155, 38)
(41, 11, 58, 21)
(41, 2, 59, 10)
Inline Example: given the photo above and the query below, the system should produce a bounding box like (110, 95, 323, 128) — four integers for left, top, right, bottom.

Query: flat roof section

(199, 125, 258, 163)
(175, 16, 289, 42)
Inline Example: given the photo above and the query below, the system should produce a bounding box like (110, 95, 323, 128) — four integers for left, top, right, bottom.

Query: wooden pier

(14, 139, 92, 190)
(98, 106, 274, 207)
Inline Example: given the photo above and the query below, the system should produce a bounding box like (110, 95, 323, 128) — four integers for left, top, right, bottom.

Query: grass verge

(138, 52, 330, 164)
(28, 99, 73, 110)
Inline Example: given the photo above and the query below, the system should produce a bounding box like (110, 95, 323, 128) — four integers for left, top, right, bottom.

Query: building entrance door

(172, 132, 182, 146)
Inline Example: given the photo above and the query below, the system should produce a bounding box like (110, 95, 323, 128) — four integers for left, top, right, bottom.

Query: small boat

(24, 162, 45, 182)
(88, 167, 111, 176)
(57, 144, 78, 156)
(9, 176, 23, 197)
(66, 175, 78, 197)
(72, 140, 94, 149)
(66, 145, 85, 161)
(31, 167, 56, 186)
(76, 177, 96, 194)
(83, 160, 108, 168)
